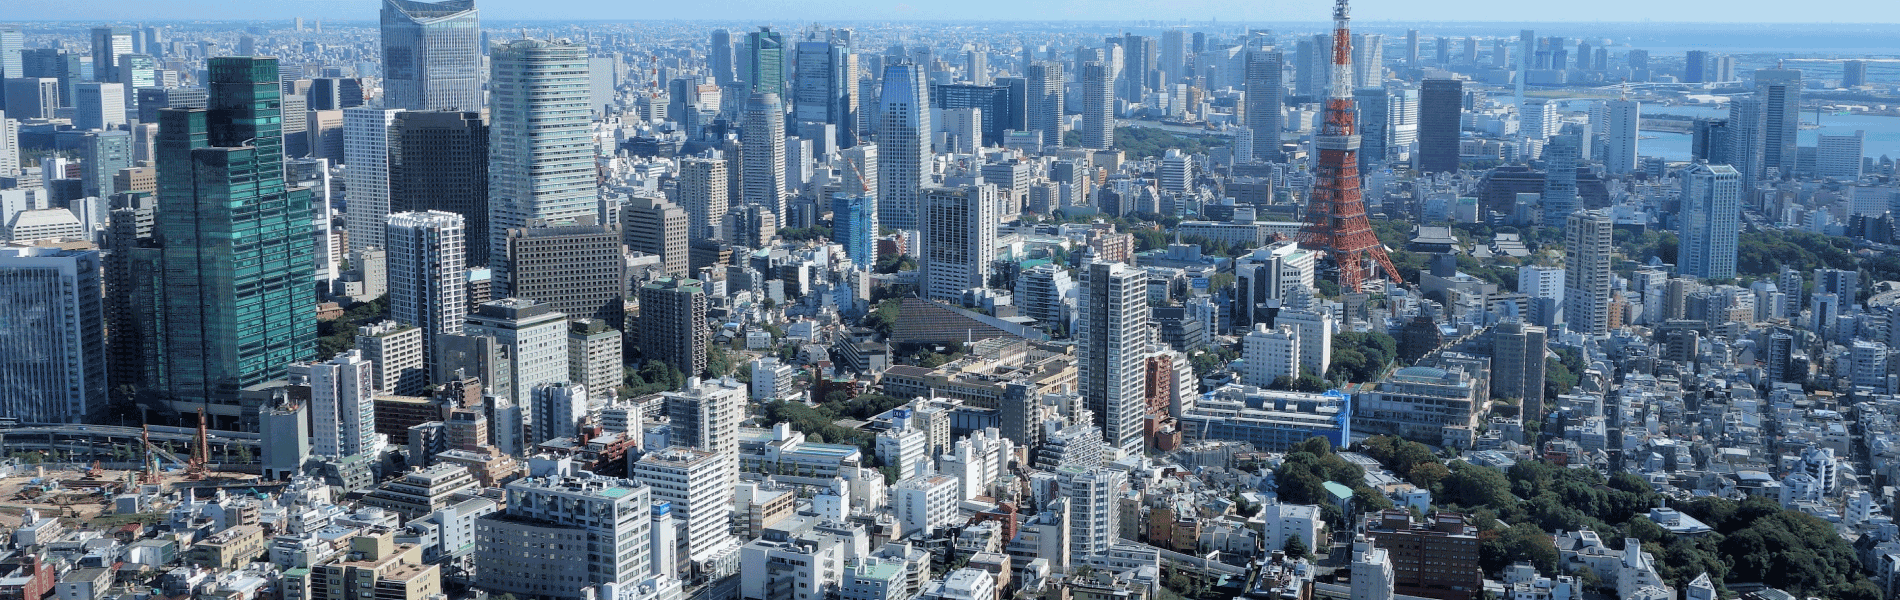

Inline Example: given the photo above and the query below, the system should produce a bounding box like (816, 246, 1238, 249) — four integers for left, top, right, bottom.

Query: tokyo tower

(1296, 0, 1403, 292)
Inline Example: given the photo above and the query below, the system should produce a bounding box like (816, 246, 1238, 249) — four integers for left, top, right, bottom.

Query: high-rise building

(1160, 29, 1188, 85)
(711, 29, 736, 87)
(380, 0, 482, 111)
(1080, 62, 1113, 151)
(1726, 96, 1764, 185)
(632, 447, 741, 570)
(505, 220, 625, 325)
(355, 321, 426, 396)
(639, 277, 709, 377)
(1405, 30, 1420, 67)
(73, 83, 126, 133)
(4, 78, 60, 120)
(746, 27, 785, 97)
(1364, 511, 1483, 600)
(0, 247, 106, 424)
(1541, 126, 1582, 225)
(151, 57, 316, 422)
(475, 473, 656, 598)
(293, 350, 380, 458)
(934, 83, 1019, 145)
(1026, 62, 1064, 149)
(831, 192, 877, 266)
(1677, 164, 1742, 280)
(1417, 79, 1462, 173)
(464, 298, 568, 416)
(385, 210, 467, 377)
(675, 158, 728, 240)
(1755, 67, 1802, 179)
(876, 63, 930, 232)
(391, 110, 489, 264)
(742, 93, 788, 220)
(1843, 60, 1868, 87)
(1079, 262, 1150, 458)
(623, 195, 689, 277)
(80, 130, 132, 198)
(0, 26, 21, 80)
(1120, 34, 1155, 104)
(1815, 131, 1865, 180)
(308, 78, 366, 111)
(793, 32, 858, 148)
(487, 39, 597, 297)
(1354, 87, 1391, 163)
(1241, 324, 1300, 387)
(345, 107, 403, 256)
(1245, 50, 1285, 162)
(1059, 466, 1127, 558)
(920, 184, 999, 303)
(663, 377, 744, 456)
(0, 112, 17, 177)
(1603, 100, 1639, 174)
(561, 319, 620, 407)
(90, 27, 133, 83)
(1490, 321, 1547, 426)
(1352, 33, 1383, 89)
(1563, 210, 1613, 335)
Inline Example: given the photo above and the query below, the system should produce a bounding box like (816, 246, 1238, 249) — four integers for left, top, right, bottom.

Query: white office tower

(1241, 324, 1299, 387)
(966, 49, 989, 85)
(0, 111, 18, 177)
(1815, 131, 1865, 180)
(1677, 164, 1742, 280)
(894, 473, 961, 537)
(465, 299, 569, 428)
(488, 39, 597, 296)
(1350, 537, 1396, 600)
(1278, 309, 1334, 377)
(475, 472, 654, 599)
(294, 350, 381, 458)
(663, 378, 745, 458)
(938, 429, 1013, 501)
(0, 247, 106, 424)
(941, 107, 982, 154)
(531, 381, 587, 444)
(743, 93, 789, 221)
(876, 63, 930, 231)
(676, 158, 728, 239)
(385, 210, 466, 377)
(633, 447, 741, 573)
(920, 184, 999, 303)
(1563, 210, 1614, 335)
(344, 107, 403, 255)
(1518, 265, 1565, 300)
(1603, 99, 1639, 175)
(1351, 33, 1383, 89)
(1015, 262, 1074, 330)
(1159, 149, 1191, 195)
(1078, 262, 1150, 457)
(1081, 62, 1113, 151)
(1058, 465, 1125, 558)
(1520, 98, 1555, 157)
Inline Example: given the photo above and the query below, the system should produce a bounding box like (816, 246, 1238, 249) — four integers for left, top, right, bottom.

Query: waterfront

(1638, 105, 1900, 162)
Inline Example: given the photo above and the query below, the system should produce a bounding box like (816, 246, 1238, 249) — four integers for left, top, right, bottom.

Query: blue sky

(17, 0, 1897, 23)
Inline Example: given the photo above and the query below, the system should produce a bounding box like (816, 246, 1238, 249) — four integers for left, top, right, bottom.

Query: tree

(1481, 522, 1558, 575)
(1283, 534, 1309, 560)
(1441, 461, 1514, 509)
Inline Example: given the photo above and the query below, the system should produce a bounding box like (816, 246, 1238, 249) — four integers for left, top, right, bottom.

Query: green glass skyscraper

(151, 57, 315, 426)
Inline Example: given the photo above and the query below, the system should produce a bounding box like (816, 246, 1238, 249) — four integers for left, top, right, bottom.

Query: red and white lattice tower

(1297, 0, 1403, 292)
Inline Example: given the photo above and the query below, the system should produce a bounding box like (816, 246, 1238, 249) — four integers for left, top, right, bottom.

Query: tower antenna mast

(1297, 0, 1403, 292)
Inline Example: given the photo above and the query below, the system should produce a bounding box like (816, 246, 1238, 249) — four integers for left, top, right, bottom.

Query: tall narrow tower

(1297, 0, 1401, 292)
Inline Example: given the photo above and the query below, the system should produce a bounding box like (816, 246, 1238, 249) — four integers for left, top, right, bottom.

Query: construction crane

(187, 408, 211, 480)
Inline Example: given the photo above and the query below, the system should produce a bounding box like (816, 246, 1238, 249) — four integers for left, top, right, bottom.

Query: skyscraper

(1080, 62, 1113, 151)
(921, 184, 999, 303)
(0, 26, 21, 80)
(793, 31, 858, 148)
(622, 195, 689, 277)
(505, 220, 626, 325)
(675, 158, 728, 240)
(639, 277, 709, 377)
(0, 247, 106, 424)
(1417, 79, 1462, 173)
(876, 62, 930, 232)
(745, 27, 785, 97)
(1541, 126, 1582, 225)
(1026, 62, 1064, 149)
(1684, 50, 1709, 83)
(1245, 50, 1284, 162)
(151, 57, 316, 422)
(1677, 164, 1742, 280)
(79, 130, 131, 198)
(832, 192, 877, 266)
(385, 211, 467, 378)
(710, 29, 736, 87)
(293, 350, 380, 458)
(345, 107, 403, 256)
(1351, 33, 1383, 89)
(1563, 210, 1613, 335)
(488, 39, 597, 296)
(1354, 87, 1390, 162)
(475, 473, 657, 599)
(1160, 29, 1188, 84)
(742, 92, 788, 220)
(1078, 261, 1150, 458)
(1726, 96, 1764, 185)
(1603, 100, 1640, 174)
(380, 0, 482, 111)
(90, 27, 132, 83)
(1843, 60, 1868, 87)
(391, 110, 489, 264)
(1120, 34, 1154, 104)
(75, 82, 126, 131)
(1755, 67, 1802, 179)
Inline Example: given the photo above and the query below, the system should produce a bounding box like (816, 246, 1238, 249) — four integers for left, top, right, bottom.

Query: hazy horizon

(13, 0, 1900, 25)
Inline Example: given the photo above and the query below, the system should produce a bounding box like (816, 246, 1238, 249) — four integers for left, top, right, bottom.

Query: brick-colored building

(1364, 510, 1482, 600)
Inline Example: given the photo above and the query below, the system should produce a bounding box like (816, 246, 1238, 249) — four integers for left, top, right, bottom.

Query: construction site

(0, 410, 265, 530)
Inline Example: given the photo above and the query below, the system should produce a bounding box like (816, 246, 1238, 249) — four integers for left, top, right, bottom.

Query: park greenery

(316, 296, 390, 357)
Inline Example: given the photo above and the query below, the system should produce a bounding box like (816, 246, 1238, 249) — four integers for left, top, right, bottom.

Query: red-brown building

(1364, 510, 1483, 600)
